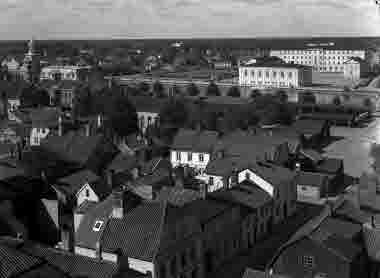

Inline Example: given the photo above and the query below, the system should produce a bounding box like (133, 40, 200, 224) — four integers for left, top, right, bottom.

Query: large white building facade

(270, 48, 366, 73)
(40, 65, 92, 81)
(239, 59, 312, 88)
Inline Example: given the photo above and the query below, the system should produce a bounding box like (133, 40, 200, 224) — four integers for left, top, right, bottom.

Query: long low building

(239, 58, 312, 89)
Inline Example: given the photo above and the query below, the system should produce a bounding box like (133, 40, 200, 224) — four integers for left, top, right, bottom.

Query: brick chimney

(107, 169, 115, 191)
(95, 241, 102, 260)
(85, 123, 90, 137)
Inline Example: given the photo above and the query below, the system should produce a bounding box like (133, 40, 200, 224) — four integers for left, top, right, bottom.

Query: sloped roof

(129, 96, 169, 114)
(300, 149, 324, 163)
(0, 243, 43, 278)
(171, 129, 219, 153)
(57, 169, 100, 197)
(295, 171, 330, 188)
(157, 186, 201, 207)
(292, 119, 327, 135)
(309, 217, 362, 242)
(316, 158, 343, 174)
(107, 153, 137, 174)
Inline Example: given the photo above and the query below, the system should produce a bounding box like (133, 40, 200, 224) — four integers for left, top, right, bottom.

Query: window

(188, 152, 193, 161)
(251, 70, 255, 77)
(245, 172, 251, 180)
(258, 71, 262, 78)
(273, 71, 277, 78)
(85, 189, 90, 197)
(265, 71, 269, 78)
(280, 71, 285, 79)
(199, 154, 204, 162)
(288, 72, 293, 78)
(302, 255, 315, 268)
(92, 220, 104, 232)
(209, 177, 214, 185)
(176, 152, 181, 161)
(244, 69, 248, 76)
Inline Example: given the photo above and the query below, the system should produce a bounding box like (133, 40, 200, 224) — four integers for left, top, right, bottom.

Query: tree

(138, 82, 150, 93)
(153, 81, 165, 97)
(206, 81, 220, 96)
(159, 99, 188, 127)
(73, 86, 94, 118)
(186, 83, 200, 96)
(276, 90, 288, 103)
(20, 85, 50, 108)
(227, 86, 241, 98)
(332, 96, 341, 106)
(300, 91, 316, 104)
(250, 89, 262, 99)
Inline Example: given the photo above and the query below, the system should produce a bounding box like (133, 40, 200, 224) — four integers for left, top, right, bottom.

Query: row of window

(243, 69, 295, 79)
(277, 49, 361, 55)
(175, 151, 204, 162)
(241, 81, 293, 87)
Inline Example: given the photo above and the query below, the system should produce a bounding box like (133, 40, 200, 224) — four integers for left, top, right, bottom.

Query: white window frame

(93, 220, 104, 232)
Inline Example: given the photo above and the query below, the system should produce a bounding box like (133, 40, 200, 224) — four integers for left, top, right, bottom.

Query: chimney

(95, 241, 102, 260)
(58, 115, 63, 136)
(230, 164, 239, 187)
(200, 183, 208, 199)
(372, 215, 376, 228)
(41, 170, 47, 184)
(97, 114, 102, 128)
(16, 142, 22, 161)
(85, 123, 90, 137)
(295, 162, 301, 172)
(112, 189, 124, 219)
(107, 169, 114, 191)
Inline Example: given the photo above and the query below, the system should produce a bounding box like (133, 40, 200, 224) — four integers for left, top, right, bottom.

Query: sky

(0, 0, 380, 39)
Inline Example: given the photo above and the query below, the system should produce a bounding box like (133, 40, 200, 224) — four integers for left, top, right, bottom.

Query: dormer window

(245, 172, 251, 180)
(93, 220, 104, 232)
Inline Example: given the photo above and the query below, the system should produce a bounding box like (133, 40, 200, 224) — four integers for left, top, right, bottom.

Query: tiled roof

(334, 200, 370, 224)
(0, 243, 43, 278)
(243, 268, 289, 278)
(171, 129, 219, 153)
(102, 202, 166, 261)
(57, 169, 100, 196)
(309, 217, 362, 242)
(322, 235, 362, 262)
(295, 171, 330, 188)
(363, 217, 380, 262)
(157, 186, 201, 207)
(19, 242, 118, 278)
(209, 183, 272, 210)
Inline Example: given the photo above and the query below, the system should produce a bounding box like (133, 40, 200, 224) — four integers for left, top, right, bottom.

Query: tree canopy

(206, 81, 221, 96)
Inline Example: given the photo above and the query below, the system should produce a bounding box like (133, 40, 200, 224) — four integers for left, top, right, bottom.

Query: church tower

(21, 38, 41, 83)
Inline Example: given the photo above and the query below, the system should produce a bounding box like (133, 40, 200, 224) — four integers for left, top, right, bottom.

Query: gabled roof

(57, 169, 100, 197)
(295, 171, 330, 188)
(209, 182, 272, 210)
(0, 243, 43, 278)
(171, 129, 219, 153)
(157, 186, 201, 207)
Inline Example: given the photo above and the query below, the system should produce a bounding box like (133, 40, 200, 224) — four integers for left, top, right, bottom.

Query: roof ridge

(153, 201, 169, 261)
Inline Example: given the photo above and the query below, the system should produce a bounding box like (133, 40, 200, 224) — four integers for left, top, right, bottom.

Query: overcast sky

(0, 0, 379, 39)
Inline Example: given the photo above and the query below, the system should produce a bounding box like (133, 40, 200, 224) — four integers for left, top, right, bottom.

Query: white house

(40, 65, 91, 82)
(239, 58, 312, 89)
(170, 129, 219, 174)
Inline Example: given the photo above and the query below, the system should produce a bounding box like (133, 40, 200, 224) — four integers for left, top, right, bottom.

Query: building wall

(74, 246, 97, 259)
(128, 257, 154, 275)
(270, 49, 366, 72)
(171, 150, 211, 173)
(76, 183, 99, 207)
(297, 185, 321, 203)
(137, 111, 159, 134)
(239, 66, 310, 88)
(272, 237, 351, 278)
(30, 127, 50, 146)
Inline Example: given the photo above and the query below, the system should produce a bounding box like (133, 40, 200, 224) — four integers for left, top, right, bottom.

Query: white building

(343, 57, 370, 82)
(239, 58, 312, 88)
(40, 65, 91, 81)
(270, 48, 366, 73)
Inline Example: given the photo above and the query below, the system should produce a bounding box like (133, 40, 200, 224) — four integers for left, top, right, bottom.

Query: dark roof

(140, 157, 170, 175)
(29, 108, 61, 128)
(209, 183, 272, 210)
(205, 156, 240, 177)
(245, 162, 296, 188)
(300, 149, 324, 163)
(134, 167, 171, 188)
(157, 186, 201, 207)
(57, 169, 100, 196)
(75, 200, 98, 214)
(242, 59, 309, 69)
(107, 153, 137, 174)
(334, 200, 371, 224)
(292, 119, 327, 136)
(295, 171, 330, 188)
(19, 242, 118, 278)
(102, 202, 166, 261)
(171, 129, 219, 153)
(243, 268, 289, 278)
(316, 158, 343, 174)
(322, 235, 363, 261)
(309, 217, 362, 242)
(0, 243, 43, 278)
(0, 164, 25, 181)
(129, 96, 169, 114)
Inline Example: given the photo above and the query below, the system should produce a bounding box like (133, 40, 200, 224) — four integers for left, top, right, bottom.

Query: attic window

(93, 220, 104, 232)
(302, 255, 315, 268)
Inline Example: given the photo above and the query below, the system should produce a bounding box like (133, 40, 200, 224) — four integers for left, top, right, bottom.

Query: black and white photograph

(1, 1, 380, 278)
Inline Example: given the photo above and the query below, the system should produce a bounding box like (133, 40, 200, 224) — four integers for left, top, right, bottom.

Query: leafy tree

(250, 89, 262, 99)
(332, 96, 341, 106)
(227, 86, 241, 98)
(159, 99, 188, 127)
(206, 81, 221, 96)
(186, 83, 200, 96)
